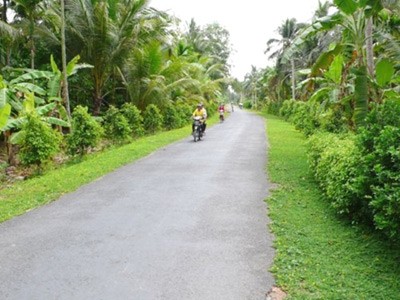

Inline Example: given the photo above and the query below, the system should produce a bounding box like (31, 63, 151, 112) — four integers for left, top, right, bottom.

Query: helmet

(197, 103, 202, 108)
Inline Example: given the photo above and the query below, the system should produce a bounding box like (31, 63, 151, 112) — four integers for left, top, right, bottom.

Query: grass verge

(264, 114, 400, 299)
(0, 115, 219, 223)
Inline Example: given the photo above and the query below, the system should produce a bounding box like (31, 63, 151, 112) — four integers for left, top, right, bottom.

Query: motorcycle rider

(192, 103, 207, 133)
(218, 103, 225, 121)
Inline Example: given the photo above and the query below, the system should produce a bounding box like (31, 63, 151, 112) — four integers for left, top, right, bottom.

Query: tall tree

(266, 18, 307, 100)
(66, 0, 166, 114)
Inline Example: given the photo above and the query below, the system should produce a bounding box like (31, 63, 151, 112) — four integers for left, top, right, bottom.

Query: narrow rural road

(0, 108, 275, 299)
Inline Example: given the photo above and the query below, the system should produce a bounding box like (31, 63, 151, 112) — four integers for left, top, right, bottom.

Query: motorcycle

(192, 116, 204, 142)
(219, 109, 224, 122)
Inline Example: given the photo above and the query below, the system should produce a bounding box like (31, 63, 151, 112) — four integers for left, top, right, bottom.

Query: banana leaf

(41, 117, 70, 127)
(376, 59, 394, 87)
(9, 70, 53, 84)
(0, 103, 11, 129)
(0, 88, 7, 108)
(13, 83, 46, 95)
(334, 0, 358, 15)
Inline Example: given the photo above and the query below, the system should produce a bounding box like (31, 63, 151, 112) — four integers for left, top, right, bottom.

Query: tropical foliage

(0, 0, 231, 173)
(248, 0, 400, 241)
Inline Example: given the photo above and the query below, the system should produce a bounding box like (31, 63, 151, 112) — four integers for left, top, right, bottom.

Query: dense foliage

(0, 0, 231, 172)
(19, 113, 62, 168)
(66, 105, 103, 156)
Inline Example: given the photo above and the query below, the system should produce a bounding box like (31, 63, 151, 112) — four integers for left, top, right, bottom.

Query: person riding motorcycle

(192, 103, 207, 133)
(218, 103, 225, 121)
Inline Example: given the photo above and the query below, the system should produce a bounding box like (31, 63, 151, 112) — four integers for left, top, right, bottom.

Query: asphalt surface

(0, 108, 275, 299)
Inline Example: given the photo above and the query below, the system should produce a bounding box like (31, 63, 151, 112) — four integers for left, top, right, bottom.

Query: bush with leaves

(291, 101, 319, 136)
(120, 103, 144, 137)
(66, 105, 103, 156)
(264, 99, 282, 115)
(143, 104, 163, 134)
(319, 106, 349, 134)
(18, 113, 62, 168)
(279, 99, 296, 120)
(357, 98, 400, 239)
(176, 103, 192, 127)
(103, 106, 132, 143)
(162, 104, 181, 130)
(243, 100, 252, 109)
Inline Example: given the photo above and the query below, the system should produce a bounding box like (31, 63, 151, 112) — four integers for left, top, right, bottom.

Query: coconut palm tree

(266, 18, 307, 100)
(65, 0, 167, 114)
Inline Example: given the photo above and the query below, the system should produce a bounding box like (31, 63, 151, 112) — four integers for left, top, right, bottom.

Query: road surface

(0, 108, 275, 299)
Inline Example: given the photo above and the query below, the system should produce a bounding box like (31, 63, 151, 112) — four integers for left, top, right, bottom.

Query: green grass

(264, 114, 400, 299)
(0, 115, 219, 223)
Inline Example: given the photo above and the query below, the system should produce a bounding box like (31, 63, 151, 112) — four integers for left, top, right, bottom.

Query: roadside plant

(143, 104, 163, 134)
(103, 105, 132, 144)
(162, 104, 180, 130)
(120, 103, 144, 137)
(66, 105, 103, 156)
(18, 113, 62, 170)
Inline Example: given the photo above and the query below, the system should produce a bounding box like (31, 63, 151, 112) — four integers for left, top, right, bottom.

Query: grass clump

(264, 114, 400, 299)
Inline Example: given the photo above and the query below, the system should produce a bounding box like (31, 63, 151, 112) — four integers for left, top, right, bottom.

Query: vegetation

(66, 105, 104, 156)
(265, 114, 400, 299)
(0, 0, 231, 178)
(1, 0, 400, 296)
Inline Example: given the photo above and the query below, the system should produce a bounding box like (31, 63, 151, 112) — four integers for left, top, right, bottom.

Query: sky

(149, 0, 323, 80)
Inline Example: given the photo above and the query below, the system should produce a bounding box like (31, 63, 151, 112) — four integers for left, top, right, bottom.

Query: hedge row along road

(0, 108, 275, 299)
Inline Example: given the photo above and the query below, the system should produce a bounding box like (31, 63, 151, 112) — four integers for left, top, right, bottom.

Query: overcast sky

(149, 0, 323, 80)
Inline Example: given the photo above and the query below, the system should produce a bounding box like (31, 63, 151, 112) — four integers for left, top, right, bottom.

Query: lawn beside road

(264, 114, 400, 299)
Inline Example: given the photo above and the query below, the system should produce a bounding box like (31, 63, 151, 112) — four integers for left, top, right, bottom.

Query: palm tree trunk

(2, 0, 7, 22)
(365, 17, 375, 78)
(291, 58, 296, 100)
(60, 0, 71, 119)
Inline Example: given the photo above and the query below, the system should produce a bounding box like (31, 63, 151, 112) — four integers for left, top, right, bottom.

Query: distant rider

(218, 103, 225, 121)
(192, 103, 207, 133)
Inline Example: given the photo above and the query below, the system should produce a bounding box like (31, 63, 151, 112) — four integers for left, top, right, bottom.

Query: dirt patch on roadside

(266, 286, 287, 300)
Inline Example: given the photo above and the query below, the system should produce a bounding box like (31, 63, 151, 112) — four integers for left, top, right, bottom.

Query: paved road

(0, 108, 275, 299)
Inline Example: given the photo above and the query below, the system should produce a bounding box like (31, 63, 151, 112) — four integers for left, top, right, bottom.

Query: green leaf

(48, 76, 61, 98)
(9, 130, 25, 145)
(9, 70, 53, 84)
(309, 87, 331, 103)
(3, 117, 26, 131)
(0, 103, 11, 130)
(334, 0, 358, 15)
(362, 0, 383, 17)
(66, 55, 81, 76)
(311, 44, 343, 77)
(325, 55, 344, 84)
(50, 54, 61, 74)
(13, 82, 46, 95)
(41, 116, 70, 127)
(376, 59, 394, 87)
(0, 87, 8, 108)
(23, 92, 35, 113)
(36, 102, 56, 115)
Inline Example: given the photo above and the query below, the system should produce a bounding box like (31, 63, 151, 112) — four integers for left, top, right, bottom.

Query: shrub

(143, 104, 163, 134)
(176, 103, 192, 127)
(162, 104, 180, 130)
(19, 113, 62, 168)
(307, 133, 369, 220)
(357, 98, 400, 239)
(103, 106, 132, 143)
(66, 105, 103, 156)
(243, 100, 252, 109)
(319, 106, 349, 134)
(120, 103, 144, 137)
(264, 99, 282, 115)
(279, 99, 296, 120)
